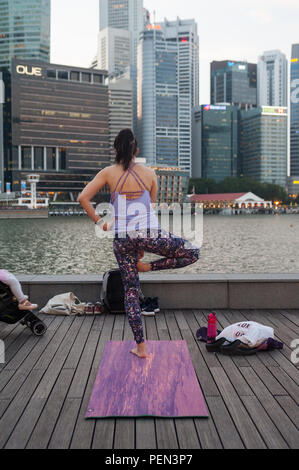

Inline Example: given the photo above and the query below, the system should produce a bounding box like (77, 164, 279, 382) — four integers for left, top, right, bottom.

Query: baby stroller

(0, 281, 47, 336)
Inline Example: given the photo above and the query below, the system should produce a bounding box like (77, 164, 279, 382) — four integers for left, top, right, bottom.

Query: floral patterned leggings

(113, 229, 200, 345)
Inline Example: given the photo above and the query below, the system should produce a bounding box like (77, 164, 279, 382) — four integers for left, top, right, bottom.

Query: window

(47, 69, 56, 79)
(58, 70, 68, 80)
(59, 148, 67, 170)
(93, 74, 103, 84)
(46, 147, 56, 170)
(34, 147, 43, 170)
(82, 72, 91, 83)
(11, 146, 19, 170)
(70, 71, 80, 81)
(21, 147, 32, 170)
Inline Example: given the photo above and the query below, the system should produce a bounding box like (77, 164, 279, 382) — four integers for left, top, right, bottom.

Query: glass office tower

(138, 27, 179, 168)
(99, 0, 144, 133)
(240, 106, 287, 187)
(211, 60, 257, 109)
(192, 105, 239, 181)
(0, 0, 50, 70)
(290, 44, 299, 177)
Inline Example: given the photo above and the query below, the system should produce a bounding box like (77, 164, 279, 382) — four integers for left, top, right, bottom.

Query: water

(0, 215, 298, 275)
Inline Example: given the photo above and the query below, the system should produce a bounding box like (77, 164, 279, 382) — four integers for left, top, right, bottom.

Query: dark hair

(114, 129, 138, 170)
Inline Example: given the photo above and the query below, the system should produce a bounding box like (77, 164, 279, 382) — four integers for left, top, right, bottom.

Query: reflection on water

(0, 215, 298, 275)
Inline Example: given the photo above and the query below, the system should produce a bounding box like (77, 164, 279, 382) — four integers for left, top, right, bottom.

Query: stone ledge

(16, 274, 299, 310)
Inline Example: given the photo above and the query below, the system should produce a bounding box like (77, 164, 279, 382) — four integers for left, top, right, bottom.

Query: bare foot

(130, 343, 150, 359)
(137, 261, 151, 273)
(138, 250, 145, 261)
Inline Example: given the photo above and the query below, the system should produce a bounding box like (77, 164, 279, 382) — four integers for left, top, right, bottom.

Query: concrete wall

(17, 273, 299, 310)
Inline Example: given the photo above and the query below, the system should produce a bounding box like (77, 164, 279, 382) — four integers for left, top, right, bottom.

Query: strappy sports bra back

(110, 163, 159, 234)
(111, 163, 150, 203)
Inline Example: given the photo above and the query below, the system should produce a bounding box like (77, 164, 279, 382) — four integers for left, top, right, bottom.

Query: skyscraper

(0, 0, 51, 70)
(257, 50, 288, 107)
(211, 60, 257, 109)
(138, 26, 178, 168)
(290, 44, 299, 178)
(192, 105, 239, 181)
(99, 0, 144, 132)
(138, 19, 199, 175)
(240, 106, 288, 187)
(94, 28, 131, 76)
(109, 75, 133, 162)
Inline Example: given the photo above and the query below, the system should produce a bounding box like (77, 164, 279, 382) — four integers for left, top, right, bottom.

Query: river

(0, 214, 298, 275)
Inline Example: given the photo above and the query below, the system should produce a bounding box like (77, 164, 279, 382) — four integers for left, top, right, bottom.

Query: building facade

(138, 27, 178, 168)
(0, 0, 50, 71)
(99, 0, 144, 133)
(240, 106, 288, 187)
(290, 44, 299, 180)
(257, 50, 288, 107)
(138, 19, 199, 175)
(109, 75, 133, 162)
(211, 60, 257, 109)
(3, 59, 109, 199)
(192, 104, 239, 181)
(0, 72, 4, 190)
(154, 167, 190, 204)
(93, 27, 131, 77)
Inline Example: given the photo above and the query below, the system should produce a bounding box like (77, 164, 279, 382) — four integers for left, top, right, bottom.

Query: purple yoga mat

(85, 340, 209, 419)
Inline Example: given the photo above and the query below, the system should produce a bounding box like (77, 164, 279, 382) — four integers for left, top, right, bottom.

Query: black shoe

(151, 297, 160, 313)
(141, 298, 155, 317)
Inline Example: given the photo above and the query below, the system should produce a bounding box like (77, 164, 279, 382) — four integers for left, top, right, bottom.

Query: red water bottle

(207, 313, 217, 343)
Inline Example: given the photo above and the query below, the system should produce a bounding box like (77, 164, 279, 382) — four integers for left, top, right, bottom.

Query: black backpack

(100, 269, 144, 314)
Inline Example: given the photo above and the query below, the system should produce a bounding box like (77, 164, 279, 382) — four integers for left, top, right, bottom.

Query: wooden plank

(0, 399, 10, 419)
(26, 369, 75, 449)
(210, 367, 266, 449)
(70, 314, 115, 449)
(267, 366, 299, 404)
(63, 316, 95, 369)
(244, 355, 287, 396)
(152, 311, 179, 451)
(174, 419, 201, 449)
(281, 310, 299, 327)
(240, 366, 299, 449)
(113, 313, 135, 450)
(0, 316, 68, 399)
(135, 315, 157, 450)
(92, 314, 122, 450)
(4, 317, 85, 448)
(176, 312, 220, 397)
(205, 396, 243, 449)
(48, 398, 82, 449)
(240, 395, 288, 449)
(0, 369, 44, 448)
(275, 396, 299, 429)
(32, 316, 85, 399)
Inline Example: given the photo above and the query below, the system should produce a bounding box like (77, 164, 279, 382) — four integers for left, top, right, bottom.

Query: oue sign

(16, 65, 42, 77)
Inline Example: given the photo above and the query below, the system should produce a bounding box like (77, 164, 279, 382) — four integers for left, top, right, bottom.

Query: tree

(189, 177, 288, 202)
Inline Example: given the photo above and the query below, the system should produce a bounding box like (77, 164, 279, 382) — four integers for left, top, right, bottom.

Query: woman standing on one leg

(79, 129, 200, 359)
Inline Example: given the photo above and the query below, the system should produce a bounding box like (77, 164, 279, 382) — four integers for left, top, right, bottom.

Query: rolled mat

(86, 340, 209, 419)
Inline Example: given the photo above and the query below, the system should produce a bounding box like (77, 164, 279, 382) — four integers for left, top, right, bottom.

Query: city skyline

(51, 0, 299, 104)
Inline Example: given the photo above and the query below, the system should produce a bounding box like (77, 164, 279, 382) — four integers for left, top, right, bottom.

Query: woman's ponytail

(114, 129, 138, 170)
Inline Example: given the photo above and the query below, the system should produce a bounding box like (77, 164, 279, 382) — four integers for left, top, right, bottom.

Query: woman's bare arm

(78, 168, 109, 223)
(150, 171, 158, 204)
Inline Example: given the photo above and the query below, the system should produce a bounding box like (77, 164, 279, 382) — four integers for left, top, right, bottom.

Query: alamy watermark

(290, 339, 299, 365)
(93, 201, 204, 249)
(0, 340, 5, 364)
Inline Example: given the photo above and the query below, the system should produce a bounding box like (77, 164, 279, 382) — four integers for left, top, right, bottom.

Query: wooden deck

(0, 309, 298, 449)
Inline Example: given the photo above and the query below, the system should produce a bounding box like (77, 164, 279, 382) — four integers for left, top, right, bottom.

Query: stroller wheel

(31, 321, 47, 337)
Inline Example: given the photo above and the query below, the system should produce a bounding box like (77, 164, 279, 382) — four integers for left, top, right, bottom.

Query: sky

(51, 0, 299, 104)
